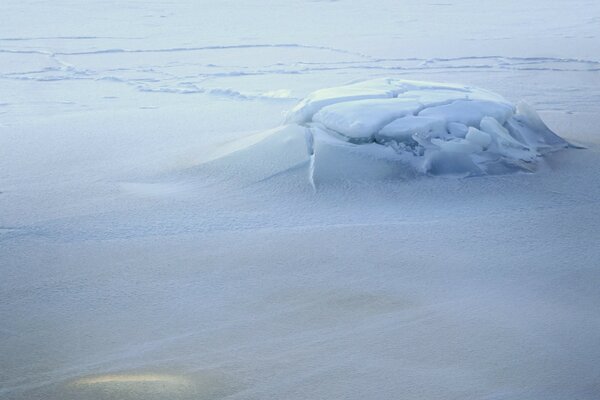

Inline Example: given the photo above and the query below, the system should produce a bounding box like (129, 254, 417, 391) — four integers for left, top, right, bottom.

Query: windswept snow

(1, 1, 600, 400)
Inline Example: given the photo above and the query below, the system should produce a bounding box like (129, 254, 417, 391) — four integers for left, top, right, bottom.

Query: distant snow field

(1, 1, 600, 400)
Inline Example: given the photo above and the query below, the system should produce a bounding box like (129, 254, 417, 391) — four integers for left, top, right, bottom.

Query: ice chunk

(480, 116, 527, 149)
(310, 128, 416, 183)
(205, 78, 570, 182)
(479, 116, 536, 161)
(286, 78, 402, 124)
(312, 98, 422, 141)
(447, 122, 469, 138)
(504, 101, 569, 152)
(376, 116, 447, 144)
(419, 100, 515, 127)
(465, 127, 492, 149)
(401, 89, 470, 106)
(431, 138, 482, 153)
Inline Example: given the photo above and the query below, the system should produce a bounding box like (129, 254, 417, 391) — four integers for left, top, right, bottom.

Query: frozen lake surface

(1, 1, 600, 399)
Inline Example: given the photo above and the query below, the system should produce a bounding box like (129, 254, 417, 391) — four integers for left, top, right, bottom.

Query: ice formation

(209, 78, 569, 183)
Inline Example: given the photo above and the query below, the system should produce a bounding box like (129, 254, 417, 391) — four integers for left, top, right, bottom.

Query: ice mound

(205, 79, 569, 184)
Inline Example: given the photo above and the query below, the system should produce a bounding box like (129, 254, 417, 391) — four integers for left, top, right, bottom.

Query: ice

(313, 98, 422, 141)
(507, 101, 572, 151)
(376, 116, 446, 144)
(447, 122, 469, 138)
(286, 78, 511, 127)
(310, 128, 416, 183)
(211, 78, 569, 180)
(431, 137, 482, 153)
(418, 99, 515, 126)
(481, 116, 528, 150)
(286, 78, 401, 124)
(465, 127, 492, 149)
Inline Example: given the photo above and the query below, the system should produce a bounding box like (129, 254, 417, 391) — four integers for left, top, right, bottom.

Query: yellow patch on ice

(73, 373, 190, 386)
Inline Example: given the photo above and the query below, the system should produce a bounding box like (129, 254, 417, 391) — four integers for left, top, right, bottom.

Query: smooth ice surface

(1, 1, 600, 400)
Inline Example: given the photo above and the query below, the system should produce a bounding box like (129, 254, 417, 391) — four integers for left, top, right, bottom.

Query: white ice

(211, 78, 568, 181)
(313, 98, 422, 140)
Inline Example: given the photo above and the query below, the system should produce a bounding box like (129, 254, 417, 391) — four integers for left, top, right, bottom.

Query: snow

(1, 1, 600, 400)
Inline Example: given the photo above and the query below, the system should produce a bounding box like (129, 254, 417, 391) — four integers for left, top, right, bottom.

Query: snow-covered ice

(1, 1, 600, 400)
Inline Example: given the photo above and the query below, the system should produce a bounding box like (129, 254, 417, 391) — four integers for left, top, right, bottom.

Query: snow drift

(205, 78, 569, 184)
